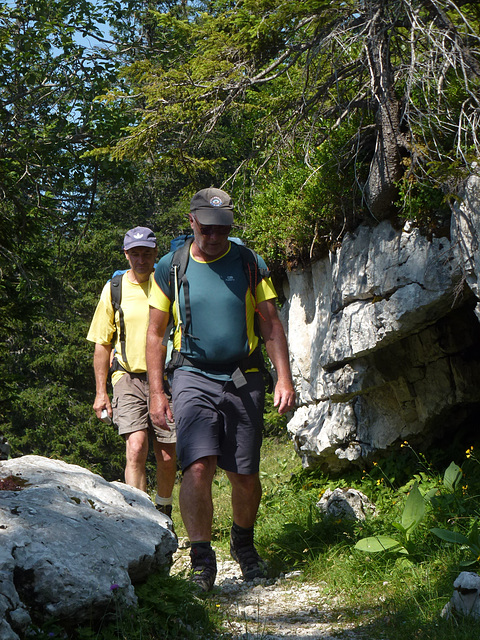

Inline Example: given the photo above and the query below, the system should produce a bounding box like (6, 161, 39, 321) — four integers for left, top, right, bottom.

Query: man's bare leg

(153, 440, 177, 498)
(226, 470, 262, 528)
(226, 470, 266, 580)
(179, 455, 217, 541)
(180, 455, 218, 592)
(124, 429, 149, 491)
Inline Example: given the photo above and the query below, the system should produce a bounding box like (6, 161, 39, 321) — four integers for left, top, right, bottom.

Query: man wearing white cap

(87, 227, 177, 517)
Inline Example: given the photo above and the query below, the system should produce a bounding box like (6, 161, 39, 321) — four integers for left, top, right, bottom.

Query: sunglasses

(193, 216, 231, 236)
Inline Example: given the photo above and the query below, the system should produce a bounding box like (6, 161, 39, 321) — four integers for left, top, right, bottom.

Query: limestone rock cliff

(284, 174, 480, 472)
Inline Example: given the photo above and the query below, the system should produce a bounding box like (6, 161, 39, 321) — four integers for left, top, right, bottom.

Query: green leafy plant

(430, 460, 480, 568)
(354, 460, 465, 560)
(354, 481, 426, 557)
(442, 460, 464, 493)
(427, 460, 465, 518)
(431, 518, 480, 568)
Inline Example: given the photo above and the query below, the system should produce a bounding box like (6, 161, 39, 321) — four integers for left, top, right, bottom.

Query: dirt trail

(172, 540, 365, 640)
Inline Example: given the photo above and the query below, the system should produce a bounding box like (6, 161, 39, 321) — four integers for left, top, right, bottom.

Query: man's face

(124, 246, 157, 274)
(190, 214, 231, 259)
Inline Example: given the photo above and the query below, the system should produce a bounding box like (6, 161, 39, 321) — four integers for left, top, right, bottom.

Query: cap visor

(194, 208, 234, 225)
(124, 241, 157, 250)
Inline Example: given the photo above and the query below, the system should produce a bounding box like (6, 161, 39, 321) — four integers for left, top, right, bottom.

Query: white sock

(155, 494, 173, 507)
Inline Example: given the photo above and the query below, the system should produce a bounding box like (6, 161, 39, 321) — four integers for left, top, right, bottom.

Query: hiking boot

(230, 529, 268, 581)
(189, 546, 217, 592)
(155, 503, 177, 539)
(155, 503, 172, 519)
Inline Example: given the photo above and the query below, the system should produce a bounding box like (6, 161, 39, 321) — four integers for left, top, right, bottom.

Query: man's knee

(125, 430, 148, 462)
(154, 441, 176, 465)
(228, 471, 261, 494)
(184, 456, 217, 483)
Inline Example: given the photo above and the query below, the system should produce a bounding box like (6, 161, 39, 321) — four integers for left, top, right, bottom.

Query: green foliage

(429, 453, 480, 569)
(91, 0, 480, 262)
(355, 481, 425, 557)
(396, 173, 446, 222)
(244, 120, 365, 263)
(0, 0, 139, 481)
(134, 573, 217, 637)
(431, 519, 480, 569)
(354, 460, 466, 561)
(32, 572, 220, 640)
(345, 446, 480, 595)
(442, 460, 464, 493)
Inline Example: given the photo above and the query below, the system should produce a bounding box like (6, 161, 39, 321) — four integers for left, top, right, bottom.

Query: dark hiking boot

(155, 503, 173, 519)
(230, 527, 268, 581)
(189, 545, 217, 592)
(155, 503, 177, 539)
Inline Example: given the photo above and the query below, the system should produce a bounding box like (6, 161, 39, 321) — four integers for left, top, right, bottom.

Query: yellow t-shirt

(86, 273, 151, 385)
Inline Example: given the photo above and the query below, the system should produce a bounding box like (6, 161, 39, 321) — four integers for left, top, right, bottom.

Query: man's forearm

(264, 321, 293, 384)
(92, 343, 113, 416)
(258, 301, 293, 383)
(146, 308, 169, 396)
(146, 336, 167, 396)
(93, 344, 111, 394)
(146, 307, 173, 429)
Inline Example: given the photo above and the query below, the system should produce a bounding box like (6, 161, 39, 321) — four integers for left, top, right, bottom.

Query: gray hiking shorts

(171, 369, 265, 474)
(112, 372, 176, 444)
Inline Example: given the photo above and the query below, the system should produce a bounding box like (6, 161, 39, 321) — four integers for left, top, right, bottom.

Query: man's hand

(149, 391, 173, 431)
(273, 378, 296, 415)
(257, 299, 296, 415)
(93, 391, 112, 420)
(92, 343, 112, 421)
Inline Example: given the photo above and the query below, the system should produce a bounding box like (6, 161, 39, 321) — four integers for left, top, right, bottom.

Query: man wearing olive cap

(147, 189, 296, 591)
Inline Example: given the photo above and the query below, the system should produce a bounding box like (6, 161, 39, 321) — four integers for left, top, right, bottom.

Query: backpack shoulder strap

(161, 237, 194, 346)
(110, 273, 128, 365)
(237, 244, 270, 308)
(237, 245, 274, 391)
(171, 236, 194, 289)
(110, 272, 122, 310)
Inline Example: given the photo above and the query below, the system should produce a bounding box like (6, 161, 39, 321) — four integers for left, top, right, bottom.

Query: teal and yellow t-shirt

(149, 241, 276, 378)
(87, 273, 151, 384)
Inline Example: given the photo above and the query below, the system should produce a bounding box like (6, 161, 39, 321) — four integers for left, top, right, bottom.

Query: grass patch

(32, 437, 480, 639)
(40, 573, 223, 640)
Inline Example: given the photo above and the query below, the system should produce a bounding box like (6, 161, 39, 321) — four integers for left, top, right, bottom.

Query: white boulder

(0, 455, 177, 638)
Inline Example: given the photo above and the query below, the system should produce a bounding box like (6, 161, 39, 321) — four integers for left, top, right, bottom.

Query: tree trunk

(364, 0, 406, 220)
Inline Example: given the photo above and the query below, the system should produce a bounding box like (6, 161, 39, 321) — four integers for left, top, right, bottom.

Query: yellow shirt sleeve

(86, 274, 150, 374)
(149, 275, 171, 312)
(256, 276, 277, 303)
(86, 282, 115, 345)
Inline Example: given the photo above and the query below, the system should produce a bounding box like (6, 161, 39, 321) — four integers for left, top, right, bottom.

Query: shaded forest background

(1, 0, 479, 483)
